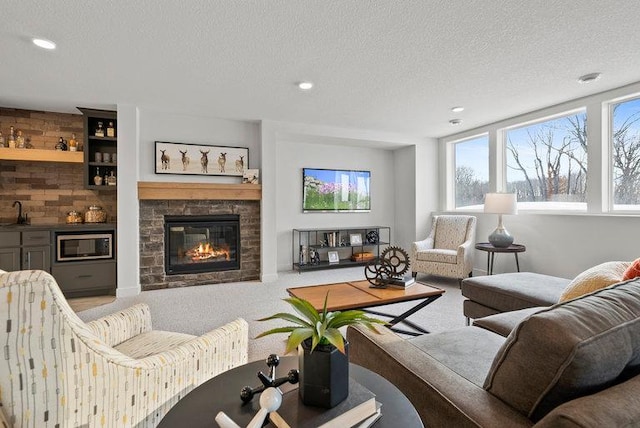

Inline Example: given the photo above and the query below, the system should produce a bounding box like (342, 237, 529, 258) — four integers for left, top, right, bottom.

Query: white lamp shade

(484, 193, 518, 215)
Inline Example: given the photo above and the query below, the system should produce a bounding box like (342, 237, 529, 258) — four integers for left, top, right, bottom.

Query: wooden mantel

(138, 181, 261, 200)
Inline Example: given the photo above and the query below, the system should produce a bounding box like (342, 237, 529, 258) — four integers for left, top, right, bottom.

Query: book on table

(386, 274, 415, 289)
(268, 377, 381, 428)
(354, 401, 381, 428)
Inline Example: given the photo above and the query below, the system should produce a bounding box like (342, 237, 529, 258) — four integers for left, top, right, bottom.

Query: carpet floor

(77, 268, 467, 362)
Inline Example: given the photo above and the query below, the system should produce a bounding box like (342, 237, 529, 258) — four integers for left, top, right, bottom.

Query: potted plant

(256, 293, 385, 408)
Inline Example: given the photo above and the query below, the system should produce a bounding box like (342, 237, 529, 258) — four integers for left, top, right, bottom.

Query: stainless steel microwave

(56, 232, 114, 262)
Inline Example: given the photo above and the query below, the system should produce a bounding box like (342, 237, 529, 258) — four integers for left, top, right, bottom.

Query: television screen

(302, 168, 371, 212)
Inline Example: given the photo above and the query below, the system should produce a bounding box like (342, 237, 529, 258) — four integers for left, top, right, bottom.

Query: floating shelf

(0, 148, 83, 163)
(137, 182, 262, 200)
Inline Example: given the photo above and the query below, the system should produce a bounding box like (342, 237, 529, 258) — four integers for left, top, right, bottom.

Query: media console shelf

(292, 226, 391, 273)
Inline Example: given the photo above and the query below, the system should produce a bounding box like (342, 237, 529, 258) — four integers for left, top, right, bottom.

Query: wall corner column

(260, 121, 278, 282)
(116, 104, 141, 296)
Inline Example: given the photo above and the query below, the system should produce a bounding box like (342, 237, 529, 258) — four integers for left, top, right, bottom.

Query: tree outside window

(505, 111, 587, 210)
(612, 97, 640, 210)
(454, 136, 489, 209)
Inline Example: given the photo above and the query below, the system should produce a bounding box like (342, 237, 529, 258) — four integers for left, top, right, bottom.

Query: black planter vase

(298, 339, 349, 408)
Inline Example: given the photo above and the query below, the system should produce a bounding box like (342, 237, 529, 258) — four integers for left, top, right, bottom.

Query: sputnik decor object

(240, 354, 299, 403)
(215, 354, 299, 428)
(215, 387, 283, 428)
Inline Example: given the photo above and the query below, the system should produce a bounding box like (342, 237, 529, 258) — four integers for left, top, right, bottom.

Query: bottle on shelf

(95, 122, 105, 137)
(0, 131, 4, 148)
(68, 133, 78, 151)
(8, 126, 16, 148)
(55, 137, 67, 151)
(16, 130, 25, 149)
(106, 121, 115, 138)
(107, 170, 117, 186)
(103, 170, 108, 185)
(93, 167, 103, 186)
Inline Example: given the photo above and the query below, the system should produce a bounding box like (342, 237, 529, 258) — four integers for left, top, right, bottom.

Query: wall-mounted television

(302, 168, 371, 212)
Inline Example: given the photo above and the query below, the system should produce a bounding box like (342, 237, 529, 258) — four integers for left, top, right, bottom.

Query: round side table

(475, 242, 526, 275)
(158, 356, 423, 427)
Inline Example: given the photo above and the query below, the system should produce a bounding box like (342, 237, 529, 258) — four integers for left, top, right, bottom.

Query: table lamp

(484, 193, 518, 248)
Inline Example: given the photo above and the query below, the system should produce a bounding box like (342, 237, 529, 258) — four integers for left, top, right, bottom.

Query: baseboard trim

(261, 273, 278, 283)
(116, 286, 141, 298)
(472, 268, 488, 277)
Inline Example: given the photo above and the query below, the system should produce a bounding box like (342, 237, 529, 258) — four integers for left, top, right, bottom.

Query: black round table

(158, 356, 423, 427)
(475, 242, 526, 275)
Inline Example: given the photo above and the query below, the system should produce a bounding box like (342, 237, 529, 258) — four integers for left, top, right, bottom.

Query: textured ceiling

(2, 0, 640, 138)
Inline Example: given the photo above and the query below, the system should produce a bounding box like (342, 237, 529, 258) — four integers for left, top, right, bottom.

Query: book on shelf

(267, 377, 380, 428)
(323, 231, 339, 247)
(351, 251, 375, 262)
(386, 274, 415, 289)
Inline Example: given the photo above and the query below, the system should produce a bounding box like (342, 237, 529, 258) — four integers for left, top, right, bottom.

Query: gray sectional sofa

(460, 272, 571, 321)
(347, 277, 640, 427)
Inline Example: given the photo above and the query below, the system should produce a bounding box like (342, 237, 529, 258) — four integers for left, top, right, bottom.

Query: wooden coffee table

(287, 280, 445, 336)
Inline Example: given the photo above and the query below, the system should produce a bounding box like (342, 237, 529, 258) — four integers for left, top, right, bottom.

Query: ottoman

(461, 272, 570, 321)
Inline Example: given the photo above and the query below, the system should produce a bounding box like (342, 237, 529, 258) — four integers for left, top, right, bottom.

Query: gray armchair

(411, 215, 477, 285)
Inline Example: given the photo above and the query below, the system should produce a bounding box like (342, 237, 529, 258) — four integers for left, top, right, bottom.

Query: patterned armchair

(411, 215, 477, 285)
(0, 270, 248, 428)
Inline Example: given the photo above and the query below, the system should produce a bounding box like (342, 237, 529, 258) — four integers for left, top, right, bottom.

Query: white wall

(115, 107, 261, 294)
(138, 108, 261, 181)
(439, 82, 640, 280)
(471, 213, 640, 278)
(415, 140, 439, 241)
(393, 146, 417, 251)
(115, 110, 436, 290)
(275, 140, 396, 271)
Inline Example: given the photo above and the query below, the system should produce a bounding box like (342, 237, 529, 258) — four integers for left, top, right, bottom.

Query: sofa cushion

(461, 272, 569, 313)
(472, 307, 544, 337)
(558, 261, 629, 302)
(409, 327, 505, 386)
(623, 257, 640, 281)
(114, 330, 196, 359)
(534, 374, 640, 428)
(415, 249, 457, 264)
(483, 278, 640, 421)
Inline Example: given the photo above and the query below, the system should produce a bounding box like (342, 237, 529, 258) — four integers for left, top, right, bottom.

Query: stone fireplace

(139, 193, 260, 290)
(164, 214, 241, 274)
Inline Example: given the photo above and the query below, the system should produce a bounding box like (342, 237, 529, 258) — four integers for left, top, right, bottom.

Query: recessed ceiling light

(298, 81, 314, 90)
(32, 38, 56, 50)
(451, 106, 464, 113)
(578, 73, 601, 84)
(449, 119, 462, 125)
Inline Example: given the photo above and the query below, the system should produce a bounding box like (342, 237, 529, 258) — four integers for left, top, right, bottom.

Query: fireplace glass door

(165, 215, 240, 274)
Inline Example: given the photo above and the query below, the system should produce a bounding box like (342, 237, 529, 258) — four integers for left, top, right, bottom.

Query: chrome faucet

(12, 201, 27, 224)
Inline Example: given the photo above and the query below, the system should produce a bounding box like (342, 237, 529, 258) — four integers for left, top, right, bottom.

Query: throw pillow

(558, 261, 629, 302)
(623, 258, 640, 281)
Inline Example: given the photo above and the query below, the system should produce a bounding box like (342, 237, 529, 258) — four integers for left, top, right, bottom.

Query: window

(611, 97, 640, 211)
(505, 111, 587, 210)
(454, 135, 489, 209)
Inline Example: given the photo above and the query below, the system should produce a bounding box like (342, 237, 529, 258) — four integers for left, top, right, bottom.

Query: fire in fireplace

(164, 215, 240, 274)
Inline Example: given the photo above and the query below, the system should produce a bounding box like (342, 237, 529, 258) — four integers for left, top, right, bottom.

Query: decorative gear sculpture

(365, 258, 393, 288)
(380, 246, 411, 277)
(364, 246, 411, 288)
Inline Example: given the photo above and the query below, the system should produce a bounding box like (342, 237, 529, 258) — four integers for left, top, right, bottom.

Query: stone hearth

(139, 199, 260, 290)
